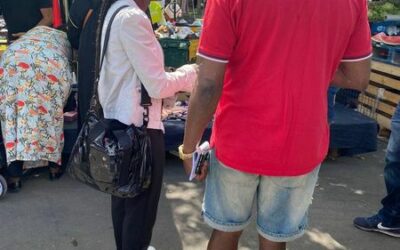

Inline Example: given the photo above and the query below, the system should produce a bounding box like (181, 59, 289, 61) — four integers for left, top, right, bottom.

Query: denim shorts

(202, 152, 320, 242)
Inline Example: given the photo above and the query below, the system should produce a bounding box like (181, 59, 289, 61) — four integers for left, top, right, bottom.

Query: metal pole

(174, 0, 177, 21)
(191, 0, 195, 18)
(63, 0, 69, 22)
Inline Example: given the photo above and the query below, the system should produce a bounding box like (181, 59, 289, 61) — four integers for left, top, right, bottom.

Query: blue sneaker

(353, 214, 382, 232)
(354, 214, 400, 238)
(377, 223, 400, 238)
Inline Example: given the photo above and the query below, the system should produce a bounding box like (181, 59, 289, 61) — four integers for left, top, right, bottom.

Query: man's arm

(182, 57, 226, 180)
(12, 7, 53, 38)
(37, 7, 53, 27)
(331, 58, 371, 91)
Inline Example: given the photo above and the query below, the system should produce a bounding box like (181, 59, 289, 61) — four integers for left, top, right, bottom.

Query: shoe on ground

(7, 180, 22, 193)
(377, 223, 400, 238)
(354, 214, 400, 238)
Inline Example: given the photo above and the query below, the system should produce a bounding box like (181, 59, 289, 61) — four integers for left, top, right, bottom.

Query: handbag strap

(93, 4, 152, 128)
(90, 5, 129, 118)
(141, 85, 151, 127)
(99, 5, 129, 72)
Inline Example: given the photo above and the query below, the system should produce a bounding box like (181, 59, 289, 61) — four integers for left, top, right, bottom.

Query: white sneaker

(148, 246, 156, 250)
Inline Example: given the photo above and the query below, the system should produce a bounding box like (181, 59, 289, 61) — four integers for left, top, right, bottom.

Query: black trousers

(111, 129, 165, 250)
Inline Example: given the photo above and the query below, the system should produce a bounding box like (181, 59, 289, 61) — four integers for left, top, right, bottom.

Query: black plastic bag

(68, 113, 152, 198)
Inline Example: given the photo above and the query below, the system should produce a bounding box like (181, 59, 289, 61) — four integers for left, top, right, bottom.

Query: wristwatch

(178, 145, 194, 160)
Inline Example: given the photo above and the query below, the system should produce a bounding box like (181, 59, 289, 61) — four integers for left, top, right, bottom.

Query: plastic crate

(391, 47, 400, 66)
(370, 21, 400, 35)
(372, 42, 400, 66)
(159, 38, 190, 68)
(372, 43, 393, 64)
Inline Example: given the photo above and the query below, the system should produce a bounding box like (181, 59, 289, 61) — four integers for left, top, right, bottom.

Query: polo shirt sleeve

(197, 0, 236, 63)
(342, 0, 372, 62)
(38, 0, 52, 8)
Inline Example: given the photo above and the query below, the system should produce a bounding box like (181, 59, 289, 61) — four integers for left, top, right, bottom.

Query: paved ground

(0, 140, 399, 250)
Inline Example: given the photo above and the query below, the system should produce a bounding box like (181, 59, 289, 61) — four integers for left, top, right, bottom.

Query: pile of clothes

(0, 16, 7, 41)
(162, 100, 189, 121)
(155, 19, 201, 40)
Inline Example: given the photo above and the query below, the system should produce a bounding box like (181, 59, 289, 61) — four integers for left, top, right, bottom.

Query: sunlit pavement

(0, 140, 398, 250)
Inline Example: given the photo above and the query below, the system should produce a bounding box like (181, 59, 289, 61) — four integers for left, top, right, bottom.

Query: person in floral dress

(0, 26, 72, 192)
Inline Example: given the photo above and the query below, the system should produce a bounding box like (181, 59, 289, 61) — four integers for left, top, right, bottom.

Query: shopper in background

(67, 0, 100, 49)
(67, 0, 101, 128)
(0, 0, 53, 42)
(354, 102, 400, 238)
(98, 1, 197, 249)
(328, 86, 340, 124)
(181, 0, 371, 249)
(0, 26, 72, 192)
(327, 86, 340, 159)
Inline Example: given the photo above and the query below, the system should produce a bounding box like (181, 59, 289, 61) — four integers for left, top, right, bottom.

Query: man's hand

(183, 158, 209, 181)
(182, 57, 225, 182)
(38, 8, 53, 27)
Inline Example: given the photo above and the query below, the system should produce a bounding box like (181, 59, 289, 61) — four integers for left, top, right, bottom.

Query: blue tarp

(163, 104, 378, 155)
(63, 104, 378, 158)
(164, 120, 212, 151)
(330, 104, 378, 155)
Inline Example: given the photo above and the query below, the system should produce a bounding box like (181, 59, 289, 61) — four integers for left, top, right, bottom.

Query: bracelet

(178, 145, 194, 160)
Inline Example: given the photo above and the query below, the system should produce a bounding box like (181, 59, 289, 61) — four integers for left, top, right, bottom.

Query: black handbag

(67, 5, 153, 198)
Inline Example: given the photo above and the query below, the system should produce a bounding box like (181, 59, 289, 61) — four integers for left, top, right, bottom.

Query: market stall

(329, 102, 378, 155)
(328, 1, 400, 156)
(150, 1, 210, 151)
(360, 1, 400, 132)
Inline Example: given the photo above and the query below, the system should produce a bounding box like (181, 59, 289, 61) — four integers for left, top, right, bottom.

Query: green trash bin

(159, 38, 190, 68)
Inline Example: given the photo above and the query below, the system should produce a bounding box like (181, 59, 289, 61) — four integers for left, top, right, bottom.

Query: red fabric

(52, 0, 62, 28)
(199, 0, 372, 176)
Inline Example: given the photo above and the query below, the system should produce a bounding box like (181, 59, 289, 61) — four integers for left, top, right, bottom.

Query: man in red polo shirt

(180, 0, 372, 249)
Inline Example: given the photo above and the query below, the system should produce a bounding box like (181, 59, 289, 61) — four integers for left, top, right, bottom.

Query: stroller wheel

(0, 175, 7, 199)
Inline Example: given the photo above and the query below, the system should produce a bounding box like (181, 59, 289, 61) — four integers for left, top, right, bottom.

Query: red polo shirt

(198, 0, 372, 176)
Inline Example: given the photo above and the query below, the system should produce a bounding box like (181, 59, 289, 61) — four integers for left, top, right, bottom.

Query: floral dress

(0, 26, 72, 167)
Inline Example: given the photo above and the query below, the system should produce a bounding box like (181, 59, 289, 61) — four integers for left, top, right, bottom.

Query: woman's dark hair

(89, 0, 118, 114)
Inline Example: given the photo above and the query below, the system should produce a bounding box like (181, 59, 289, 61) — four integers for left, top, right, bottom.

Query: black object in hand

(195, 152, 210, 175)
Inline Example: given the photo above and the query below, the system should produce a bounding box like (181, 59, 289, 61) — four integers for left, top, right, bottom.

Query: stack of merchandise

(0, 16, 7, 56)
(368, 1, 400, 65)
(162, 100, 189, 121)
(156, 19, 202, 68)
(155, 19, 202, 40)
(371, 32, 400, 65)
(0, 17, 6, 38)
